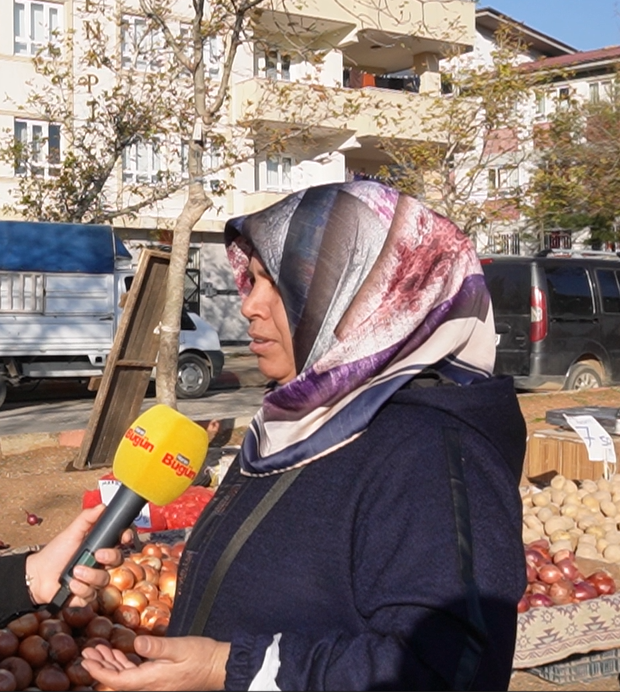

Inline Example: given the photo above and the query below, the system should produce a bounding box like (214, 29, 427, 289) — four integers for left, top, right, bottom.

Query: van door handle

(99, 315, 113, 321)
(515, 334, 526, 344)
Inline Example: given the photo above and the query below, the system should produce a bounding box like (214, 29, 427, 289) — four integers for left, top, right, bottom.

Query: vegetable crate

(529, 647, 620, 684)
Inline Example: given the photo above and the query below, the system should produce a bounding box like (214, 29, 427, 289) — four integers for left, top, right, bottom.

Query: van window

(544, 265, 593, 317)
(481, 263, 530, 315)
(596, 269, 620, 313)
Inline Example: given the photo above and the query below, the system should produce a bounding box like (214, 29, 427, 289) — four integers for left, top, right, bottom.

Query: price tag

(563, 414, 617, 479)
(98, 478, 152, 529)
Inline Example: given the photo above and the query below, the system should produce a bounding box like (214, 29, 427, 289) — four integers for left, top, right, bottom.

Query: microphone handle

(48, 485, 145, 613)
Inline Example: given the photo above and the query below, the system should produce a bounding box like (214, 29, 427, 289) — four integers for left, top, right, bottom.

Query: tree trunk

(156, 181, 210, 408)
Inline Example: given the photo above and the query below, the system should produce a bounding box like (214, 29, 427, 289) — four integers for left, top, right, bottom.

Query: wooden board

(526, 428, 620, 482)
(73, 249, 171, 469)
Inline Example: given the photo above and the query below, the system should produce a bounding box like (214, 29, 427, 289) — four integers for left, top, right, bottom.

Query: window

(179, 24, 223, 78)
(181, 140, 223, 191)
(597, 269, 620, 313)
(265, 155, 292, 191)
(544, 266, 593, 317)
(14, 0, 62, 55)
(589, 80, 614, 103)
(535, 91, 546, 117)
(14, 119, 60, 177)
(264, 49, 291, 81)
(122, 140, 162, 183)
(557, 86, 570, 111)
(487, 166, 519, 196)
(121, 15, 163, 70)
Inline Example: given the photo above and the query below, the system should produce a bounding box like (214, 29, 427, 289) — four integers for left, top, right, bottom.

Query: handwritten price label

(563, 414, 617, 479)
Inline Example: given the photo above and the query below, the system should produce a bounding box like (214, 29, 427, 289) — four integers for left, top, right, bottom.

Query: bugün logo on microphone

(161, 451, 196, 480)
(124, 426, 155, 452)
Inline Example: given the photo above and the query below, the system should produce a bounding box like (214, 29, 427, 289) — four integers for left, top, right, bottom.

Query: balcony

(234, 77, 445, 148)
(254, 1, 475, 73)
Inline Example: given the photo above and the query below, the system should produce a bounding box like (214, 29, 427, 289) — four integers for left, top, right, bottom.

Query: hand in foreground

(81, 635, 231, 691)
(25, 504, 131, 606)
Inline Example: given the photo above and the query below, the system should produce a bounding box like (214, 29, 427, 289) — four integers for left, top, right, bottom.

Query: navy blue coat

(169, 376, 526, 690)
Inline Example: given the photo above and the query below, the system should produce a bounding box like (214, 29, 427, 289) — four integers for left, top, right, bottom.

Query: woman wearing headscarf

(82, 181, 527, 691)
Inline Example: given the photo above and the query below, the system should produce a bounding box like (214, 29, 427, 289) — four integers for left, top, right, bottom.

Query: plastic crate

(529, 648, 620, 684)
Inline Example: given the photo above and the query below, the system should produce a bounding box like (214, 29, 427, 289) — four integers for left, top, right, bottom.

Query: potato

(603, 544, 620, 562)
(550, 475, 567, 490)
(601, 500, 618, 518)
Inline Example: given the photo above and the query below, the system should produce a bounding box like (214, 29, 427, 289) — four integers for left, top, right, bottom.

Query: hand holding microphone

(49, 404, 209, 612)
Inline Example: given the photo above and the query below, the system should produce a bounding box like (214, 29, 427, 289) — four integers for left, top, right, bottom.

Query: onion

(0, 629, 19, 659)
(0, 657, 33, 690)
(35, 663, 71, 691)
(524, 549, 549, 570)
(138, 556, 162, 571)
(18, 634, 49, 668)
(527, 539, 551, 560)
(108, 566, 135, 591)
(122, 561, 146, 583)
(141, 564, 160, 586)
(548, 579, 575, 605)
(97, 585, 122, 616)
(529, 582, 548, 595)
(555, 558, 580, 582)
(587, 571, 617, 596)
(161, 559, 178, 574)
(517, 595, 530, 613)
(526, 563, 537, 583)
(170, 542, 186, 560)
(158, 571, 178, 601)
(552, 549, 575, 564)
(528, 593, 554, 608)
(134, 580, 159, 603)
(538, 564, 564, 584)
(573, 581, 598, 602)
(141, 543, 164, 559)
(122, 590, 149, 613)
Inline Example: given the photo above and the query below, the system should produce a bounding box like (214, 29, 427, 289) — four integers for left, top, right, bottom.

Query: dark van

(480, 251, 620, 391)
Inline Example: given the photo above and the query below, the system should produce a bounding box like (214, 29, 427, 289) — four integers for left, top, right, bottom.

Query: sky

(483, 0, 620, 51)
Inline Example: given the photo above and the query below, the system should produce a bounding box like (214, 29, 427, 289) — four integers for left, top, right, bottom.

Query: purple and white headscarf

(225, 180, 496, 476)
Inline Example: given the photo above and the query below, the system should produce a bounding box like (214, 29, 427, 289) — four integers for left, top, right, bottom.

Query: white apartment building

(0, 0, 476, 341)
(461, 8, 620, 257)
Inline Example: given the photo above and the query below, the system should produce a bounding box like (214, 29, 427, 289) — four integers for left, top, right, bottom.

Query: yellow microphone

(49, 404, 208, 611)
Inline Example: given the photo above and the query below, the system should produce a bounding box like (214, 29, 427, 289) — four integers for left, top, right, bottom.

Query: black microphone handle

(48, 485, 146, 613)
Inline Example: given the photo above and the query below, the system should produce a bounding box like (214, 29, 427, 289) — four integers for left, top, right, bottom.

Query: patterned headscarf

(225, 181, 495, 476)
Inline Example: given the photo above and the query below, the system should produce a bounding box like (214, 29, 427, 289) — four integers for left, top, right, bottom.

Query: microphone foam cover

(113, 404, 209, 506)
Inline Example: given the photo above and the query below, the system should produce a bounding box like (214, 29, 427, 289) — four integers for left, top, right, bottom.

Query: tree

(524, 75, 620, 248)
(0, 1, 193, 223)
(1, 0, 476, 407)
(376, 26, 542, 249)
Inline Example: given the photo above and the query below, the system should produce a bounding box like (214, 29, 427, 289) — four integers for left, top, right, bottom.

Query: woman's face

(241, 255, 296, 385)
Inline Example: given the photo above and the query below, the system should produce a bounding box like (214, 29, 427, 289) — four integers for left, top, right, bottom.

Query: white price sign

(98, 478, 152, 529)
(563, 414, 617, 479)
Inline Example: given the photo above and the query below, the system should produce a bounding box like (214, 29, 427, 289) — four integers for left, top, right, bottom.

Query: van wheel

(176, 353, 211, 399)
(0, 378, 6, 409)
(564, 363, 603, 391)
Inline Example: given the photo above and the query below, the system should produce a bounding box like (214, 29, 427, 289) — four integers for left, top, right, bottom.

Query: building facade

(0, 0, 476, 341)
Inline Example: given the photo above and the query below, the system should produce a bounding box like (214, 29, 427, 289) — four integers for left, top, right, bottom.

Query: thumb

(134, 635, 183, 661)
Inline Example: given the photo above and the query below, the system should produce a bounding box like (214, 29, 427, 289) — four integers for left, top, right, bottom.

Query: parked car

(480, 250, 620, 391)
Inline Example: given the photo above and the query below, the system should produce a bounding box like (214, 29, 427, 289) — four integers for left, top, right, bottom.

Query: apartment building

(462, 8, 620, 257)
(0, 0, 476, 341)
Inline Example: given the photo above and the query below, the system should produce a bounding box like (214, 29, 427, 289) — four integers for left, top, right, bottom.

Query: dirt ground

(1, 385, 620, 691)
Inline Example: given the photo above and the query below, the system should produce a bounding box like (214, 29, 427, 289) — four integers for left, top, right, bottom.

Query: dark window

(544, 265, 593, 317)
(597, 269, 620, 313)
(482, 263, 531, 316)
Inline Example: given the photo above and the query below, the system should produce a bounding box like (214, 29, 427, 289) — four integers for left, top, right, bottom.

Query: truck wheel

(564, 362, 603, 391)
(0, 378, 5, 409)
(176, 353, 211, 399)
